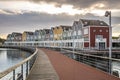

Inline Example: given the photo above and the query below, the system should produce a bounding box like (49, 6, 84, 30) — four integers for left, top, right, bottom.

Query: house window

(96, 35, 103, 39)
(106, 30, 108, 32)
(84, 21, 88, 25)
(99, 29, 102, 32)
(100, 22, 103, 25)
(84, 37, 89, 41)
(93, 30, 96, 32)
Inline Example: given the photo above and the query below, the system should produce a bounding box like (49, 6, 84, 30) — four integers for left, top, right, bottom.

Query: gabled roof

(43, 29, 50, 34)
(60, 25, 72, 30)
(80, 19, 108, 27)
(12, 32, 22, 35)
(11, 32, 22, 37)
(23, 31, 34, 35)
(7, 34, 12, 38)
(74, 21, 79, 24)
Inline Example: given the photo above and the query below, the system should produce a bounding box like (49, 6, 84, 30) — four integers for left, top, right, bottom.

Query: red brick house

(73, 19, 109, 49)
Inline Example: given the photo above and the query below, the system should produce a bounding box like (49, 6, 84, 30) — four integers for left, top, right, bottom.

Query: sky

(0, 0, 120, 39)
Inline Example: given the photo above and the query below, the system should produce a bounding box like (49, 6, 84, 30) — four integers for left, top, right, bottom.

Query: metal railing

(0, 48, 38, 80)
(62, 49, 120, 78)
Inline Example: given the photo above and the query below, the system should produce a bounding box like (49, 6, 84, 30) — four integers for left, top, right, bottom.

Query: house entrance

(99, 42, 106, 50)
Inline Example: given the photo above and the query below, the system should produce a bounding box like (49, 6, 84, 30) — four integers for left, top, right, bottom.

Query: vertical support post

(21, 64, 23, 80)
(13, 70, 15, 80)
(29, 60, 31, 71)
(26, 61, 28, 77)
(105, 11, 112, 74)
(72, 29, 75, 59)
(109, 11, 112, 74)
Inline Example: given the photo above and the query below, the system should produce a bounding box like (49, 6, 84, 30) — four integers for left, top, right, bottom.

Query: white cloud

(112, 24, 120, 36)
(0, 1, 119, 16)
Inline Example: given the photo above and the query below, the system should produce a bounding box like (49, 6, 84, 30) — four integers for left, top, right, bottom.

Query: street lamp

(72, 27, 75, 59)
(105, 11, 112, 74)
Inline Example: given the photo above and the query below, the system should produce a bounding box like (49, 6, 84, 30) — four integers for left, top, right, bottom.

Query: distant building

(62, 26, 72, 40)
(6, 32, 22, 41)
(7, 34, 12, 41)
(52, 27, 58, 40)
(34, 30, 40, 41)
(22, 31, 34, 41)
(53, 25, 72, 40)
(43, 29, 50, 41)
(72, 19, 109, 49)
(50, 28, 54, 40)
(5, 18, 110, 49)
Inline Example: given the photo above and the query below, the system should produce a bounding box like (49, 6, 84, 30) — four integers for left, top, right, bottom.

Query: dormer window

(93, 30, 96, 32)
(106, 30, 108, 32)
(84, 21, 88, 25)
(99, 29, 102, 32)
(100, 22, 103, 25)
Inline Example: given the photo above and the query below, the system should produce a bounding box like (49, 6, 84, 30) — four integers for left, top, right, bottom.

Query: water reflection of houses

(7, 50, 29, 59)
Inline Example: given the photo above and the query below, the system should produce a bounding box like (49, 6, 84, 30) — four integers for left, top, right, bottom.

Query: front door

(99, 42, 105, 50)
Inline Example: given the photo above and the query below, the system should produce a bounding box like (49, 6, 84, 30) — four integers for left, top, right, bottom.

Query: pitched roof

(24, 31, 34, 35)
(74, 21, 79, 24)
(80, 19, 108, 26)
(60, 25, 72, 30)
(7, 34, 12, 38)
(43, 29, 50, 34)
(11, 32, 22, 37)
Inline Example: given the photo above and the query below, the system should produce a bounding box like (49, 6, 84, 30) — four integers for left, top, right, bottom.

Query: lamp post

(105, 11, 112, 74)
(72, 27, 75, 59)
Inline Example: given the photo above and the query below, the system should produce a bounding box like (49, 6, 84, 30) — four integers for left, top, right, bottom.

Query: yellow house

(22, 31, 27, 41)
(22, 31, 34, 41)
(52, 25, 71, 40)
(52, 27, 58, 40)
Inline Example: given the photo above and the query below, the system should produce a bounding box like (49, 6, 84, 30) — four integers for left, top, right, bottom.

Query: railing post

(21, 64, 23, 80)
(26, 61, 28, 78)
(13, 70, 15, 80)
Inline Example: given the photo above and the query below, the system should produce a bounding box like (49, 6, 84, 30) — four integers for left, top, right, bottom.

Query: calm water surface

(0, 48, 31, 72)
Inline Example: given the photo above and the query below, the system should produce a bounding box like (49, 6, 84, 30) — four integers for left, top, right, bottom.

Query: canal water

(0, 48, 31, 80)
(0, 48, 31, 72)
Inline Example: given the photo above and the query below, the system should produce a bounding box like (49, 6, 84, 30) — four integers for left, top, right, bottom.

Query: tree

(112, 37, 119, 39)
(0, 38, 6, 44)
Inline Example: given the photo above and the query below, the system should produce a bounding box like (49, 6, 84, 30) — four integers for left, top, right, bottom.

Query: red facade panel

(84, 42, 89, 47)
(90, 27, 109, 47)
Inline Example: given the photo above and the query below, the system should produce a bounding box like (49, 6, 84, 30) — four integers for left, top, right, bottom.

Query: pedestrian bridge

(0, 46, 120, 80)
(27, 48, 119, 80)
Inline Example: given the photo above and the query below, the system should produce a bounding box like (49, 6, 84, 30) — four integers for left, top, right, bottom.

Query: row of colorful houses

(7, 25, 72, 42)
(6, 19, 110, 48)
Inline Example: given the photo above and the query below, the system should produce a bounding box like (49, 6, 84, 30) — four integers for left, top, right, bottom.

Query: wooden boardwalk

(27, 48, 120, 80)
(26, 49, 59, 80)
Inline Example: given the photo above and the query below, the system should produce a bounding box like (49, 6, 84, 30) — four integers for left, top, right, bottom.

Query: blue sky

(0, 0, 120, 39)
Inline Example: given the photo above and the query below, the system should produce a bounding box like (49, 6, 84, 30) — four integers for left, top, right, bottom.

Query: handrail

(0, 48, 38, 79)
(62, 49, 120, 62)
(62, 49, 120, 77)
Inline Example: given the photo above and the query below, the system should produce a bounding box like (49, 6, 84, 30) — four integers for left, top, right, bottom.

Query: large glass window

(84, 37, 89, 41)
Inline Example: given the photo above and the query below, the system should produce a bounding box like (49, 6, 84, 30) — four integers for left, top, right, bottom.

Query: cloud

(0, 0, 120, 38)
(112, 24, 120, 36)
(0, 1, 120, 17)
(0, 13, 77, 34)
(30, 0, 120, 9)
(0, 12, 119, 32)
